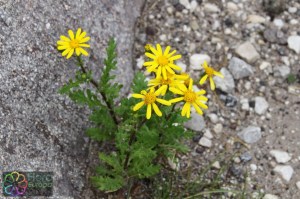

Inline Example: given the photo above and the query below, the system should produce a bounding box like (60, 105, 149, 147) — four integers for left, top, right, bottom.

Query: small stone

(176, 61, 187, 72)
(208, 113, 218, 123)
(46, 22, 51, 29)
(228, 57, 254, 79)
(203, 3, 220, 13)
(288, 7, 297, 13)
(190, 20, 199, 31)
(241, 98, 250, 111)
(190, 54, 211, 70)
(136, 56, 144, 69)
(204, 129, 213, 139)
(247, 15, 266, 24)
(213, 123, 223, 134)
(244, 82, 251, 90)
(254, 97, 269, 115)
(168, 158, 180, 171)
(250, 164, 257, 171)
(179, 0, 190, 9)
(212, 161, 221, 169)
(273, 65, 291, 78)
(190, 0, 198, 12)
(234, 157, 241, 163)
(263, 29, 277, 43)
(274, 165, 294, 182)
(238, 126, 261, 144)
(288, 35, 300, 54)
(240, 152, 252, 162)
(213, 68, 235, 93)
(260, 61, 271, 70)
(235, 42, 260, 63)
(270, 150, 292, 163)
(199, 136, 212, 148)
(263, 194, 279, 199)
(296, 181, 300, 189)
(220, 94, 238, 107)
(227, 2, 238, 11)
(184, 112, 205, 131)
(159, 34, 167, 41)
(273, 18, 284, 28)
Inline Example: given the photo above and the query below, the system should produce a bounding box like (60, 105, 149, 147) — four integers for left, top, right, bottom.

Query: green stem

(76, 56, 119, 125)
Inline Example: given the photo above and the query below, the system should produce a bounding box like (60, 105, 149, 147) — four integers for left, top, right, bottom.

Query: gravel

(237, 126, 262, 144)
(287, 35, 300, 54)
(235, 41, 260, 63)
(189, 54, 211, 70)
(274, 165, 294, 182)
(184, 112, 206, 131)
(254, 96, 269, 115)
(213, 68, 235, 93)
(228, 57, 254, 79)
(270, 150, 292, 163)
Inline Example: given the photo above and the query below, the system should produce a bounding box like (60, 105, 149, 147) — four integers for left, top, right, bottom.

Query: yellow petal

(79, 37, 90, 43)
(57, 45, 68, 50)
(163, 46, 171, 56)
(156, 66, 162, 79)
(199, 74, 208, 85)
(57, 41, 69, 45)
(181, 102, 190, 117)
(156, 44, 163, 55)
(132, 94, 145, 99)
(167, 50, 176, 58)
(197, 96, 208, 102)
(79, 48, 89, 56)
(149, 46, 159, 56)
(133, 101, 145, 111)
(169, 54, 181, 61)
(62, 48, 71, 56)
(75, 48, 81, 56)
(79, 43, 90, 48)
(152, 103, 162, 117)
(68, 30, 75, 40)
(75, 28, 82, 39)
(143, 61, 156, 66)
(177, 84, 187, 92)
(169, 63, 182, 71)
(162, 67, 167, 80)
(169, 97, 184, 103)
(188, 78, 193, 90)
(193, 103, 203, 115)
(155, 85, 167, 96)
(146, 104, 152, 119)
(78, 31, 87, 40)
(145, 52, 157, 60)
(165, 65, 175, 74)
(202, 60, 208, 68)
(169, 87, 184, 95)
(196, 101, 208, 109)
(196, 90, 206, 95)
(214, 71, 224, 78)
(209, 77, 215, 90)
(60, 35, 70, 42)
(66, 48, 74, 59)
(186, 104, 191, 118)
(156, 98, 171, 106)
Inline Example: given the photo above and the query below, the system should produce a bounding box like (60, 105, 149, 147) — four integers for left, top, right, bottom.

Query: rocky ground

(133, 0, 300, 198)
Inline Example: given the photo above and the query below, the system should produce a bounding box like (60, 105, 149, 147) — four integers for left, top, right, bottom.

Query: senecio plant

(57, 28, 224, 192)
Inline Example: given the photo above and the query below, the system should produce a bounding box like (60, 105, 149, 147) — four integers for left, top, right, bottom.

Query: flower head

(57, 28, 90, 59)
(132, 87, 171, 119)
(199, 61, 224, 90)
(143, 44, 182, 80)
(169, 79, 208, 118)
(148, 72, 188, 96)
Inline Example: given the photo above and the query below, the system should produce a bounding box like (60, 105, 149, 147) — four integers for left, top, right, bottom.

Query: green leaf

(91, 175, 124, 192)
(131, 72, 148, 93)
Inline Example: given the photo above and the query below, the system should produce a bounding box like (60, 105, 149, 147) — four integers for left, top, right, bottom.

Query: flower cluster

(132, 44, 224, 119)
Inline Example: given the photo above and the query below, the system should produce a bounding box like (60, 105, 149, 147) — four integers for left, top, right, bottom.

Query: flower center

(184, 91, 197, 103)
(157, 56, 169, 66)
(161, 78, 172, 85)
(70, 39, 79, 48)
(144, 92, 156, 104)
(205, 67, 214, 76)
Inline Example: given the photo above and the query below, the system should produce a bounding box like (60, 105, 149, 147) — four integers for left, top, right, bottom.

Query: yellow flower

(132, 87, 171, 119)
(143, 44, 182, 80)
(57, 28, 90, 59)
(144, 44, 153, 52)
(199, 61, 224, 90)
(169, 79, 208, 118)
(148, 72, 188, 96)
